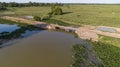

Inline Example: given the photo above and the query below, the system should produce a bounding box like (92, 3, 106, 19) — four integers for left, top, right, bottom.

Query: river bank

(2, 16, 120, 42)
(1, 16, 99, 41)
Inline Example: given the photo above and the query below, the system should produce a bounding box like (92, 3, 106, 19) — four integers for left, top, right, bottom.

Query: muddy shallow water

(96, 27, 116, 33)
(0, 30, 84, 67)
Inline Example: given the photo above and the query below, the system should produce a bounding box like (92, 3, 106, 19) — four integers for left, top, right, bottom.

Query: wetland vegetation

(92, 42, 120, 67)
(72, 36, 120, 67)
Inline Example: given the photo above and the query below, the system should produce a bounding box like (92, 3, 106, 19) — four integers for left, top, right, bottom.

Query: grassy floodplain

(4, 5, 120, 27)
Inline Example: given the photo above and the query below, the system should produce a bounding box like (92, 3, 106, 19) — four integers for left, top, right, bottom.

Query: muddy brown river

(0, 30, 84, 67)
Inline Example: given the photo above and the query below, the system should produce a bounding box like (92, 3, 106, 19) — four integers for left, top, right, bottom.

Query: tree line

(0, 2, 63, 10)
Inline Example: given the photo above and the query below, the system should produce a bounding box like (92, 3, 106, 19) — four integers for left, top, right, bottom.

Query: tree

(49, 6, 63, 15)
(8, 2, 18, 7)
(0, 2, 7, 10)
(0, 2, 64, 7)
(33, 16, 41, 21)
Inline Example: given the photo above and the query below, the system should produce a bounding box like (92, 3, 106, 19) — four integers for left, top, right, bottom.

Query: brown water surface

(0, 30, 84, 67)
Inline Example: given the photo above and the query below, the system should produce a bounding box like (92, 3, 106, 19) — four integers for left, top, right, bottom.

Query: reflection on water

(0, 30, 84, 67)
(0, 24, 20, 34)
(21, 30, 40, 37)
(0, 30, 43, 48)
(0, 23, 43, 46)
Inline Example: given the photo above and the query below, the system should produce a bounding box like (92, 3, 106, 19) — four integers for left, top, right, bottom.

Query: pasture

(4, 5, 120, 27)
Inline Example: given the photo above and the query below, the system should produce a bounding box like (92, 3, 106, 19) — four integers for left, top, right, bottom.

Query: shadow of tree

(63, 12, 73, 14)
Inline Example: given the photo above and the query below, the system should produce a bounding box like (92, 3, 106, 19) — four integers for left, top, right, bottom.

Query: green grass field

(2, 5, 120, 27)
(99, 36, 120, 48)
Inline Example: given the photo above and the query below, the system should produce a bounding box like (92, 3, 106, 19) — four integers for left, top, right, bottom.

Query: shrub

(49, 6, 63, 15)
(33, 15, 51, 21)
(0, 7, 7, 11)
(33, 16, 40, 21)
(43, 14, 51, 20)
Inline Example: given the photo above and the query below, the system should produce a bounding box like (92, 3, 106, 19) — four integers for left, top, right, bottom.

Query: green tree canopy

(49, 6, 63, 15)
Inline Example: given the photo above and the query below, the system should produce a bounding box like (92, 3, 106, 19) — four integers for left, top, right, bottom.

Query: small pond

(96, 27, 116, 33)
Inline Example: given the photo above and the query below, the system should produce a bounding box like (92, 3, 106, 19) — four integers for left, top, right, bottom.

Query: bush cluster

(49, 6, 63, 15)
(0, 7, 7, 11)
(33, 6, 63, 21)
(33, 16, 41, 21)
(33, 15, 51, 21)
